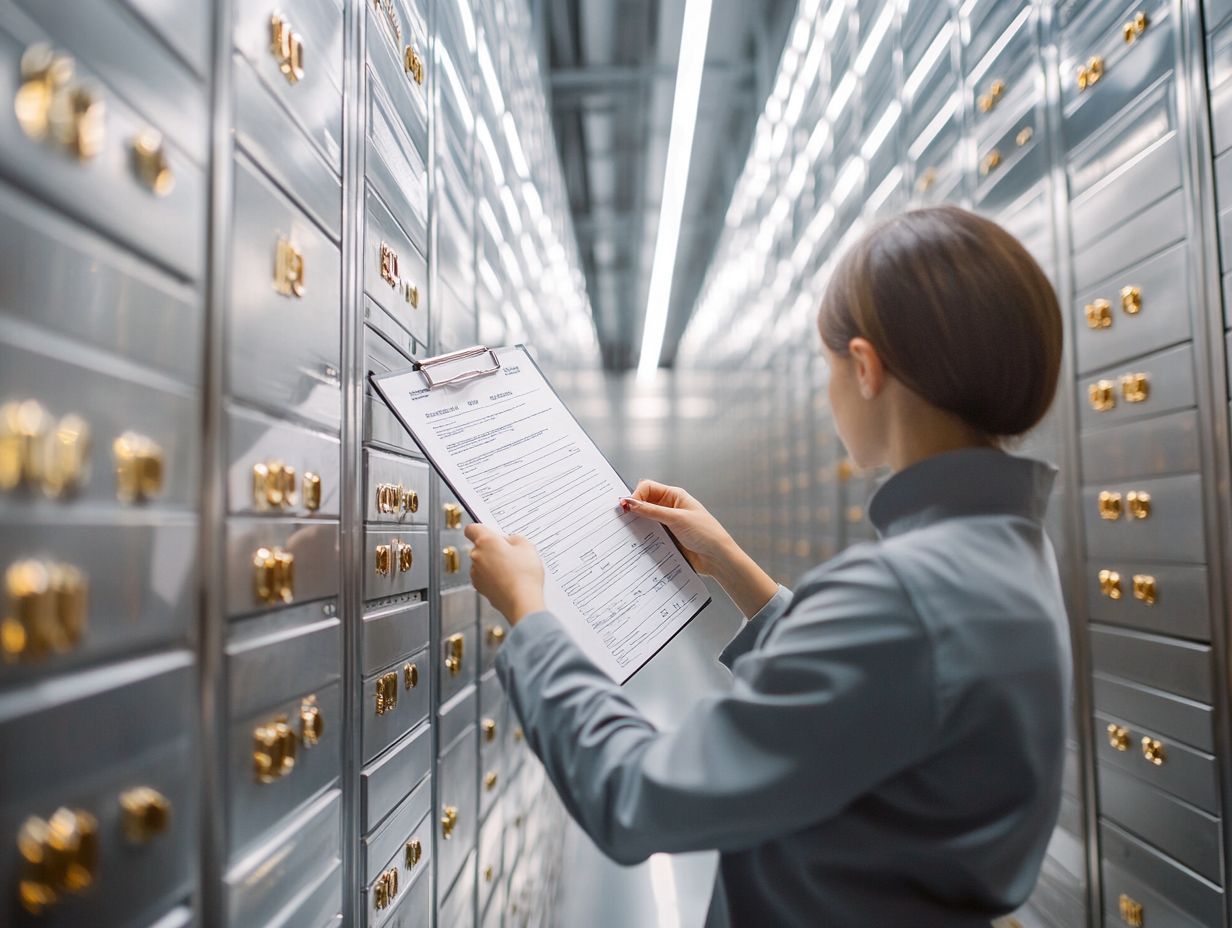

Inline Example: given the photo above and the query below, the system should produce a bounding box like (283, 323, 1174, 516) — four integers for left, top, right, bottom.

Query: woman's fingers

(621, 497, 682, 526)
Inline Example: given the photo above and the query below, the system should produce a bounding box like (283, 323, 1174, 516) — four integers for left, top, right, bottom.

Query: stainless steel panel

(902, 0, 950, 76)
(361, 722, 431, 834)
(147, 904, 195, 928)
(233, 0, 343, 171)
(227, 404, 341, 518)
(119, 0, 210, 77)
(1095, 672, 1215, 753)
(365, 186, 428, 347)
(479, 598, 510, 676)
(362, 645, 429, 763)
(439, 684, 478, 753)
(361, 600, 430, 678)
(1081, 473, 1206, 563)
(364, 295, 420, 366)
(1097, 762, 1221, 882)
(1217, 149, 1232, 268)
(0, 651, 195, 928)
(1074, 189, 1187, 298)
(441, 849, 477, 928)
(1080, 409, 1200, 482)
(364, 449, 429, 525)
(1078, 342, 1196, 430)
(911, 109, 962, 204)
(363, 526, 429, 601)
(1090, 625, 1213, 703)
(1210, 21, 1232, 154)
(362, 777, 431, 883)
(1102, 821, 1223, 928)
(1074, 242, 1191, 375)
(267, 858, 342, 928)
(975, 104, 1046, 213)
(435, 277, 478, 355)
(364, 807, 431, 927)
(478, 807, 503, 920)
(0, 179, 201, 382)
(228, 154, 342, 432)
(967, 5, 1034, 138)
(363, 319, 420, 456)
(225, 788, 341, 928)
(1212, 0, 1232, 31)
(905, 59, 956, 155)
(365, 47, 428, 253)
(1085, 560, 1210, 640)
(0, 8, 207, 282)
(377, 865, 430, 928)
(225, 518, 340, 617)
(442, 586, 477, 637)
(1095, 710, 1218, 812)
(226, 600, 341, 721)
(963, 0, 1030, 76)
(437, 727, 479, 898)
(437, 187, 476, 299)
(440, 590, 478, 703)
(366, 0, 428, 173)
(440, 528, 473, 590)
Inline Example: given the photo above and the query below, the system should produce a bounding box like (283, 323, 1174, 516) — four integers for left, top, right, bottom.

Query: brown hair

(818, 205, 1062, 438)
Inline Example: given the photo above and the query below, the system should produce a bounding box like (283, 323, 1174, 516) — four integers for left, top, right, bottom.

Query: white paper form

(371, 346, 710, 683)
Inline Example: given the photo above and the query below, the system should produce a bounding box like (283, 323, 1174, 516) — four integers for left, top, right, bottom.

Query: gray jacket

(495, 448, 1071, 927)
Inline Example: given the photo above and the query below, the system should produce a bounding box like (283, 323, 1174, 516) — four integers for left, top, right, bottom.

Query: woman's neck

(885, 399, 996, 473)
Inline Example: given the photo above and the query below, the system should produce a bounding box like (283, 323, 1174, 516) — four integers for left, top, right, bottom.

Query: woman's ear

(847, 337, 885, 400)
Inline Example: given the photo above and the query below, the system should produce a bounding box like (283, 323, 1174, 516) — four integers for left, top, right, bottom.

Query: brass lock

(15, 44, 73, 143)
(375, 544, 392, 577)
(119, 786, 171, 844)
(252, 459, 297, 510)
(1121, 285, 1143, 315)
(1132, 574, 1157, 605)
(373, 865, 399, 910)
(484, 865, 494, 883)
(17, 807, 99, 915)
(252, 546, 295, 604)
(374, 0, 404, 45)
(1088, 380, 1115, 412)
(443, 546, 461, 574)
(1015, 126, 1034, 147)
(403, 661, 419, 689)
(303, 471, 322, 511)
(441, 805, 458, 839)
(405, 837, 423, 868)
(405, 45, 426, 85)
(1123, 11, 1150, 45)
(1118, 893, 1144, 928)
(0, 400, 52, 492)
(402, 487, 420, 513)
(375, 670, 399, 715)
(979, 149, 1002, 176)
(1098, 569, 1122, 601)
(51, 81, 105, 161)
(131, 129, 174, 196)
(1120, 372, 1149, 404)
(41, 414, 91, 499)
(513, 726, 524, 743)
(915, 167, 938, 194)
(1142, 736, 1166, 766)
(482, 717, 497, 743)
(114, 432, 165, 503)
(404, 282, 420, 308)
(300, 695, 324, 747)
(1126, 490, 1151, 521)
(484, 771, 498, 792)
(396, 540, 414, 573)
(379, 242, 400, 288)
(1077, 55, 1105, 92)
(444, 503, 463, 529)
(486, 625, 507, 648)
(2, 560, 88, 663)
(977, 78, 1006, 114)
(252, 716, 297, 783)
(376, 482, 402, 514)
(269, 13, 305, 84)
(1098, 491, 1122, 521)
(1084, 299, 1112, 330)
(444, 633, 464, 676)
(1107, 723, 1131, 751)
(274, 237, 305, 297)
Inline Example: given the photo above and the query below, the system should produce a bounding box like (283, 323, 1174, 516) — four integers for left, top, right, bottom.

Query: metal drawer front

(1096, 711, 1218, 813)
(227, 678, 341, 858)
(269, 858, 342, 928)
(122, 0, 211, 77)
(911, 109, 962, 205)
(905, 60, 956, 157)
(479, 672, 506, 819)
(1080, 409, 1200, 483)
(149, 904, 195, 928)
(440, 684, 479, 753)
(0, 652, 195, 928)
(437, 189, 476, 299)
(364, 450, 429, 525)
(478, 806, 504, 918)
(362, 320, 418, 456)
(1090, 625, 1212, 703)
(361, 723, 431, 834)
(363, 776, 431, 882)
(362, 600, 429, 678)
(1211, 22, 1232, 154)
(234, 51, 340, 243)
(225, 518, 340, 617)
(1102, 821, 1223, 928)
(227, 405, 341, 518)
(1097, 763, 1221, 883)
(362, 645, 429, 763)
(967, 5, 1034, 139)
(1085, 560, 1210, 640)
(1060, 0, 1174, 154)
(442, 849, 477, 928)
(365, 187, 428, 347)
(233, 0, 343, 172)
(1217, 149, 1232, 268)
(1075, 242, 1191, 375)
(1081, 473, 1205, 563)
(974, 106, 1046, 214)
(376, 865, 430, 928)
(228, 154, 342, 432)
(363, 527, 429, 602)
(479, 599, 510, 675)
(442, 586, 477, 637)
(440, 528, 473, 590)
(366, 1, 428, 173)
(440, 594, 478, 704)
(0, 519, 195, 679)
(1073, 187, 1187, 292)
(903, 0, 950, 76)
(435, 276, 477, 354)
(437, 726, 479, 897)
(225, 788, 341, 928)
(0, 15, 206, 282)
(963, 0, 1030, 77)
(1078, 342, 1195, 430)
(0, 180, 200, 381)
(364, 297, 418, 367)
(1095, 672, 1214, 753)
(0, 325, 200, 508)
(365, 56, 428, 253)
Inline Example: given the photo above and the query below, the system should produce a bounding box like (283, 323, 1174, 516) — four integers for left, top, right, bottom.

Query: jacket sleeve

(494, 549, 938, 865)
(717, 584, 793, 668)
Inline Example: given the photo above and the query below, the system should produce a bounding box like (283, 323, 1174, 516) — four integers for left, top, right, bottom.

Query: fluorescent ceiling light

(502, 113, 530, 178)
(478, 41, 504, 113)
(636, 0, 714, 379)
(475, 119, 504, 186)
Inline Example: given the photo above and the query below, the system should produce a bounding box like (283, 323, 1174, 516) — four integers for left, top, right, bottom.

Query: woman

(464, 204, 1070, 927)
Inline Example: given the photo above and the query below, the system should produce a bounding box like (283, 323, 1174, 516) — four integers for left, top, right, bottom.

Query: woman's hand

(464, 524, 547, 626)
(623, 480, 780, 619)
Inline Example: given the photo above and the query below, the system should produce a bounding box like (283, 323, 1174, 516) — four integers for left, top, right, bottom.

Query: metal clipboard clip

(414, 345, 503, 389)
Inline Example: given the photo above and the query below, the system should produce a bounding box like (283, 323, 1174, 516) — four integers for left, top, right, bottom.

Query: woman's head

(817, 205, 1062, 468)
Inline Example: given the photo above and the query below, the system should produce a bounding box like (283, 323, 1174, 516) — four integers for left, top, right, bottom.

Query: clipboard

(369, 344, 711, 684)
